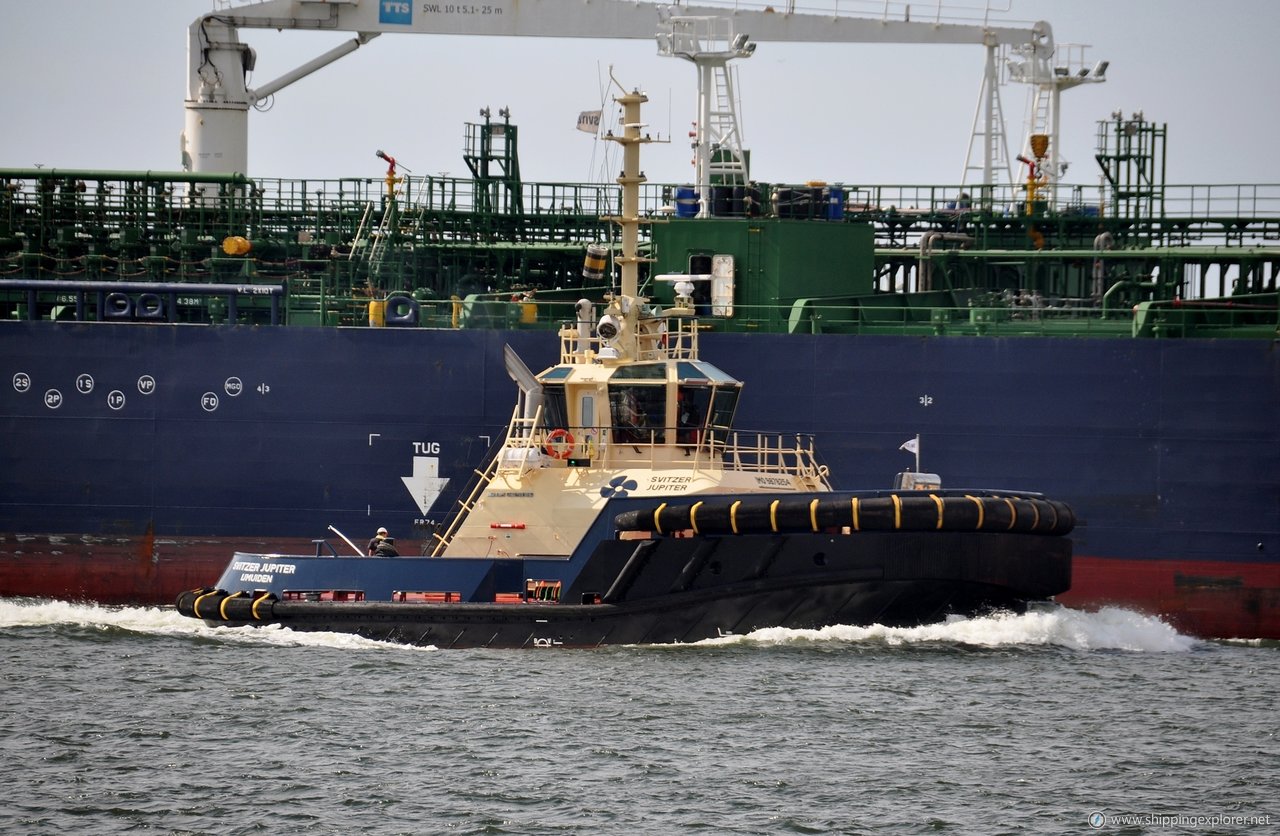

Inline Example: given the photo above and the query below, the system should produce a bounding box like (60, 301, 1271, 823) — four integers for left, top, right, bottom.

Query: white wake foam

(0, 597, 435, 652)
(1, 598, 1201, 653)
(704, 606, 1200, 652)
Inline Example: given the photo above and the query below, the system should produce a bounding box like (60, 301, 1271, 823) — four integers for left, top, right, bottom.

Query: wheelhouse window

(676, 385, 711, 445)
(707, 387, 740, 434)
(541, 384, 568, 430)
(609, 385, 666, 444)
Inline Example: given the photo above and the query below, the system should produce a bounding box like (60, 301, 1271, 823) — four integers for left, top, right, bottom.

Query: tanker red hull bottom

(1058, 555, 1280, 640)
(1, 537, 1277, 639)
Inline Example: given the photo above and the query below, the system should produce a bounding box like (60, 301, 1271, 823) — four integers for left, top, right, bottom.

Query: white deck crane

(183, 0, 1092, 196)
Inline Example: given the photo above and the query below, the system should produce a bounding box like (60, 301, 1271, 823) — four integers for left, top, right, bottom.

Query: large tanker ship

(1, 1, 1277, 638)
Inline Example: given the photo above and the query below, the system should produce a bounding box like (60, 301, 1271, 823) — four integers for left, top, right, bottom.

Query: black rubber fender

(218, 590, 251, 621)
(616, 493, 1076, 537)
(175, 587, 215, 617)
(215, 590, 277, 621)
(190, 588, 228, 620)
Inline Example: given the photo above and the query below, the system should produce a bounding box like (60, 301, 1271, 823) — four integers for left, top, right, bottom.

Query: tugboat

(175, 85, 1074, 648)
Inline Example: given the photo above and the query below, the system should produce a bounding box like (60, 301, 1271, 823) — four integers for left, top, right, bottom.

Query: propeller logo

(600, 475, 638, 499)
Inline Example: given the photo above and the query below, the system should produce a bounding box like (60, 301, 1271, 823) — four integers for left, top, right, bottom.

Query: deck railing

(5, 169, 1276, 242)
(557, 315, 701, 364)
(494, 422, 830, 487)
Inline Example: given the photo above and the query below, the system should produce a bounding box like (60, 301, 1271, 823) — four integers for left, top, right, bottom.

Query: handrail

(5, 167, 1275, 222)
(495, 419, 830, 484)
(558, 315, 701, 364)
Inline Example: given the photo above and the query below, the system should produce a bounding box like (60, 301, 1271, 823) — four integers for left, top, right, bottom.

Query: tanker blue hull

(1, 321, 1277, 637)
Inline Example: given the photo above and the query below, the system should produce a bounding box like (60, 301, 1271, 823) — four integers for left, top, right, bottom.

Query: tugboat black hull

(178, 530, 1071, 648)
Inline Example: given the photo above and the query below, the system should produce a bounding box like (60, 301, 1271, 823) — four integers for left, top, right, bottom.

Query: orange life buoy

(544, 428, 575, 459)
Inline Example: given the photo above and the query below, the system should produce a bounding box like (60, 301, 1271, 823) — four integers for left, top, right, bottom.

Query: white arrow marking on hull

(401, 456, 450, 514)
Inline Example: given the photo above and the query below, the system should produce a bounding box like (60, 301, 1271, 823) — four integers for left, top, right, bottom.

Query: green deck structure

(2, 113, 1277, 337)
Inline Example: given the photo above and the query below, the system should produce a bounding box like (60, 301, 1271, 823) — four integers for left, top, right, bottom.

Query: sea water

(1, 599, 1275, 835)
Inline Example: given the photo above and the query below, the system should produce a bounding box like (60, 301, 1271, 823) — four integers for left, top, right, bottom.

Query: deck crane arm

(183, 0, 1053, 175)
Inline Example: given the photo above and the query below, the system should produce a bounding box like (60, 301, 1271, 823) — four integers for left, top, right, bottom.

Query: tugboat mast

(608, 85, 648, 300)
(591, 83, 661, 364)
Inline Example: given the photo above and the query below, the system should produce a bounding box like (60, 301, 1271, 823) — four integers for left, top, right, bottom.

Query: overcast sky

(2, 0, 1276, 189)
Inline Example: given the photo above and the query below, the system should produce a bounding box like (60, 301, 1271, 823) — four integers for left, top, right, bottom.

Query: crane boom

(183, 0, 1053, 175)
(195, 0, 1047, 46)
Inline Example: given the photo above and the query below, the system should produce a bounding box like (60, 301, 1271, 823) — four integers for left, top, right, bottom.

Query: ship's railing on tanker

(265, 176, 1277, 249)
(1161, 184, 1280, 223)
(248, 174, 671, 235)
(3, 170, 1276, 256)
(427, 295, 1277, 339)
(837, 182, 1280, 247)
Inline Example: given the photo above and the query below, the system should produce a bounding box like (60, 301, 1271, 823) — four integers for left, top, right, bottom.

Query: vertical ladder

(961, 44, 1013, 191)
(707, 64, 747, 185)
(1025, 86, 1053, 146)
